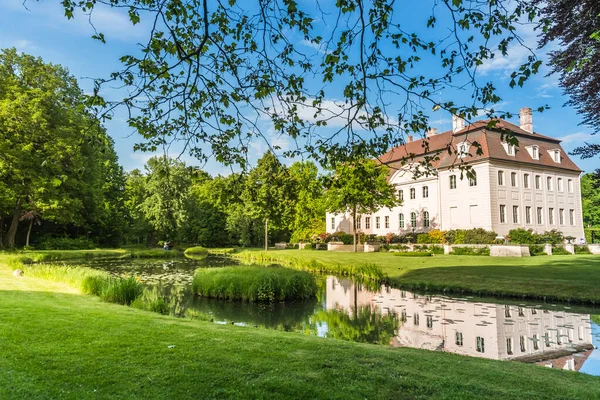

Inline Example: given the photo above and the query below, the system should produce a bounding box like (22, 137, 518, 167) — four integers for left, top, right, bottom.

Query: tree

(536, 1, 600, 159)
(581, 171, 600, 227)
(0, 48, 116, 247)
(48, 1, 548, 171)
(242, 152, 295, 251)
(288, 161, 326, 242)
(326, 160, 402, 252)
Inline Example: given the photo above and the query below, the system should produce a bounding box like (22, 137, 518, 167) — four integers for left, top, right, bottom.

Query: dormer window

(548, 149, 561, 163)
(503, 142, 516, 156)
(457, 142, 470, 158)
(526, 145, 539, 160)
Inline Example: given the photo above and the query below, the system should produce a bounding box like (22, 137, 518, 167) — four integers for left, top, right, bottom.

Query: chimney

(407, 135, 413, 143)
(452, 114, 465, 133)
(426, 128, 438, 138)
(519, 107, 533, 133)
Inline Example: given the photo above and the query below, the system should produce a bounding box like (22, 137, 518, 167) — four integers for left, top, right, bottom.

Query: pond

(79, 256, 600, 376)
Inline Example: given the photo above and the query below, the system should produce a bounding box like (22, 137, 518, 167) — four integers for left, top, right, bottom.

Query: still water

(80, 256, 600, 375)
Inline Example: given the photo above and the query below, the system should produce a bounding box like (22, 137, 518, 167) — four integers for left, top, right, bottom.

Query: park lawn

(235, 250, 600, 304)
(1, 261, 600, 399)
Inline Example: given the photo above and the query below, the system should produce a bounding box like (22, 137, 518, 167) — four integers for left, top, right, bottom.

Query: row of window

(457, 329, 582, 355)
(499, 205, 576, 226)
(399, 186, 429, 201)
(449, 172, 477, 189)
(350, 212, 431, 230)
(498, 170, 574, 192)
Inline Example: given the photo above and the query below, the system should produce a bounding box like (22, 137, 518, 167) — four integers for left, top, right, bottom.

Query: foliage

(450, 247, 490, 256)
(528, 245, 547, 256)
(416, 231, 447, 244)
(538, 0, 600, 158)
(192, 266, 317, 302)
(413, 245, 445, 254)
(444, 229, 497, 245)
(37, 237, 96, 250)
(581, 171, 600, 226)
(302, 243, 314, 250)
(98, 276, 144, 305)
(552, 246, 571, 255)
(507, 229, 536, 244)
(540, 230, 565, 245)
(184, 246, 209, 256)
(575, 245, 591, 254)
(393, 252, 432, 257)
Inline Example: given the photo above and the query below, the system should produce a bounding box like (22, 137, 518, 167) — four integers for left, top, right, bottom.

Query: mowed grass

(1, 263, 599, 399)
(235, 250, 600, 304)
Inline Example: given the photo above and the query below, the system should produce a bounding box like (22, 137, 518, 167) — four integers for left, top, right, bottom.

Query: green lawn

(1, 258, 599, 399)
(235, 250, 600, 304)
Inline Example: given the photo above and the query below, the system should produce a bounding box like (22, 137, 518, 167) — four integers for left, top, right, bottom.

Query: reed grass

(184, 246, 209, 255)
(233, 252, 387, 282)
(192, 266, 317, 302)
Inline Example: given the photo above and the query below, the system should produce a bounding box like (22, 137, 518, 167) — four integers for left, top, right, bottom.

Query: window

(331, 217, 335, 230)
(457, 142, 469, 157)
(365, 217, 371, 229)
(568, 179, 573, 193)
(544, 333, 551, 347)
(548, 208, 554, 225)
(579, 326, 584, 341)
(524, 174, 530, 189)
(547, 176, 553, 191)
(423, 211, 430, 228)
(384, 216, 390, 229)
(518, 307, 525, 317)
(455, 332, 464, 346)
(476, 337, 485, 353)
(525, 206, 532, 224)
(557, 178, 563, 192)
(450, 175, 457, 189)
(498, 170, 504, 185)
(413, 313, 420, 326)
(375, 216, 381, 229)
(559, 209, 565, 225)
(401, 309, 407, 322)
(520, 336, 526, 353)
(511, 172, 517, 187)
(535, 175, 541, 190)
(422, 186, 429, 198)
(399, 190, 404, 201)
(507, 143, 515, 156)
(512, 205, 519, 224)
(506, 338, 513, 355)
(537, 207, 543, 224)
(356, 216, 361, 229)
(410, 188, 416, 199)
(557, 331, 563, 345)
(399, 214, 405, 229)
(426, 315, 433, 329)
(505, 305, 511, 318)
(532, 146, 539, 160)
(410, 212, 417, 227)
(568, 329, 574, 343)
(531, 309, 537, 315)
(533, 334, 540, 351)
(469, 171, 477, 187)
(553, 149, 561, 163)
(569, 209, 575, 226)
(500, 205, 506, 223)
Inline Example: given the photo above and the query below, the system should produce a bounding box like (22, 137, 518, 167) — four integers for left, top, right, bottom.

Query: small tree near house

(326, 160, 402, 252)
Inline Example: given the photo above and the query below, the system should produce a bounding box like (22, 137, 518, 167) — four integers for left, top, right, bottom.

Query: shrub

(575, 245, 591, 254)
(37, 237, 95, 250)
(540, 230, 564, 245)
(184, 246, 209, 258)
(450, 246, 490, 256)
(192, 266, 318, 302)
(552, 246, 571, 255)
(529, 244, 547, 256)
(445, 229, 497, 244)
(393, 251, 432, 257)
(508, 228, 536, 244)
(416, 233, 430, 244)
(414, 244, 444, 254)
(302, 243, 314, 250)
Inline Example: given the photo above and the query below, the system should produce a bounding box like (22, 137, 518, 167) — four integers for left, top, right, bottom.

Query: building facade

(326, 109, 585, 240)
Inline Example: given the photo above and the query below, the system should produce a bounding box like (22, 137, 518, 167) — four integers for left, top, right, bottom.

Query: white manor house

(327, 108, 585, 240)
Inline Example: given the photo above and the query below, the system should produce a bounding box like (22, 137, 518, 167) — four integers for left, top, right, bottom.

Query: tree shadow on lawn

(391, 256, 600, 304)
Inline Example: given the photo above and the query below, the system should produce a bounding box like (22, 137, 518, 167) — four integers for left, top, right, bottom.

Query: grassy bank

(234, 250, 600, 304)
(193, 266, 317, 302)
(1, 263, 599, 399)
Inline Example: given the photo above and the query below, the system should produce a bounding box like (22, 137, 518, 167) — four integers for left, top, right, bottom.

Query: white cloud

(558, 132, 596, 144)
(300, 39, 331, 54)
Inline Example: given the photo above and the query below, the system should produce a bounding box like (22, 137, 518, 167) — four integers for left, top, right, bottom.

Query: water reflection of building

(326, 277, 594, 369)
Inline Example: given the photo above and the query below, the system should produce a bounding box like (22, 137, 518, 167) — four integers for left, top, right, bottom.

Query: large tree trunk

(6, 204, 21, 248)
(353, 205, 357, 253)
(264, 218, 269, 251)
(0, 216, 4, 249)
(25, 219, 33, 247)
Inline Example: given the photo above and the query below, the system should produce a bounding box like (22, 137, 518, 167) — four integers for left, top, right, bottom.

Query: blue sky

(1, 0, 598, 174)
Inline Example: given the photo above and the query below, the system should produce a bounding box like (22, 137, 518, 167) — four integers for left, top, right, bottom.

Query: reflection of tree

(308, 306, 399, 345)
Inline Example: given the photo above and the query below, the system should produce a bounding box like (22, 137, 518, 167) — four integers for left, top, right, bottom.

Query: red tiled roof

(379, 119, 581, 173)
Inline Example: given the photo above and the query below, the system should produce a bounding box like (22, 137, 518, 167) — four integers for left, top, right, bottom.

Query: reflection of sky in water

(81, 257, 600, 376)
(579, 321, 600, 376)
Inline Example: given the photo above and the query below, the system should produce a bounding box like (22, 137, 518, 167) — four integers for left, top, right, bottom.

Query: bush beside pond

(192, 266, 318, 302)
